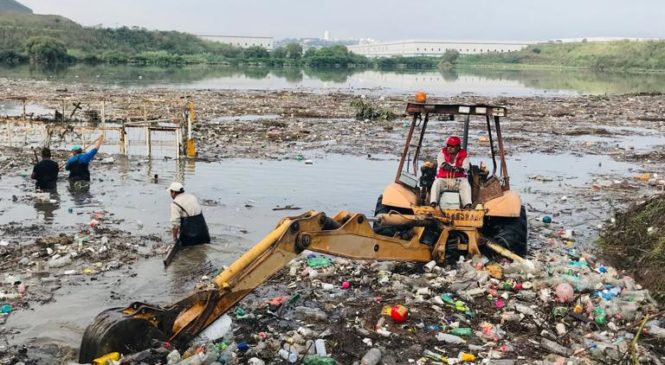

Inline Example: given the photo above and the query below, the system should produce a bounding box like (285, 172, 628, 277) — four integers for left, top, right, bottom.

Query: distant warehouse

(197, 35, 274, 50)
(348, 40, 532, 57)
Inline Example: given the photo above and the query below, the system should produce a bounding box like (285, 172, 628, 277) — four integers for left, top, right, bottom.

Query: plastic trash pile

(93, 228, 665, 365)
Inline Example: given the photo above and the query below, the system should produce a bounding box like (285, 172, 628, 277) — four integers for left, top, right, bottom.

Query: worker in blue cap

(65, 135, 104, 182)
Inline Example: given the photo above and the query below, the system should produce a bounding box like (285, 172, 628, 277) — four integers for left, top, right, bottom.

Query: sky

(18, 0, 665, 42)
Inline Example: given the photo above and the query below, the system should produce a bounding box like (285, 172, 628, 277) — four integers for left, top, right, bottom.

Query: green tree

(242, 46, 270, 59)
(285, 42, 303, 59)
(24, 36, 69, 65)
(271, 47, 287, 59)
(440, 50, 460, 64)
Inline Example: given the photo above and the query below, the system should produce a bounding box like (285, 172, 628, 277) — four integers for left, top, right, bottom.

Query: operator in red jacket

(429, 136, 472, 209)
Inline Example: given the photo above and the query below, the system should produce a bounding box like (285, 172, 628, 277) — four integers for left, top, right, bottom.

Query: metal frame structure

(396, 103, 511, 190)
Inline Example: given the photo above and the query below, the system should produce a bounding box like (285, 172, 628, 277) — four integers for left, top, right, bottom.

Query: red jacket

(436, 148, 467, 178)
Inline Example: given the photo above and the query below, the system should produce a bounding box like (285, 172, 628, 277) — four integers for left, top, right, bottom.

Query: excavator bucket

(79, 307, 168, 362)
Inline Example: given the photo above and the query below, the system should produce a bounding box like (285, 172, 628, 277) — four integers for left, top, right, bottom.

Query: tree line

(4, 13, 662, 72)
(0, 13, 454, 69)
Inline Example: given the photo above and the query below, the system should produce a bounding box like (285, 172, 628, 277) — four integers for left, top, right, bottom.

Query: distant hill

(0, 0, 32, 13)
(0, 11, 217, 62)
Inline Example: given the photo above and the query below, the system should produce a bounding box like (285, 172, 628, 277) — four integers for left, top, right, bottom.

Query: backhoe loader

(79, 97, 527, 362)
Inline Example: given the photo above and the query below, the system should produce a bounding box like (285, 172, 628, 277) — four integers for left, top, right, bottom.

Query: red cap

(446, 136, 461, 146)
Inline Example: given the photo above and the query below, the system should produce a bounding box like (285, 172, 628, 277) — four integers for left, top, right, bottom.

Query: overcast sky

(19, 0, 665, 41)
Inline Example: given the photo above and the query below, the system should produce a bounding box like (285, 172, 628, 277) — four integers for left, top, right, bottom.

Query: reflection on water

(2, 64, 665, 96)
(67, 180, 93, 206)
(33, 190, 60, 224)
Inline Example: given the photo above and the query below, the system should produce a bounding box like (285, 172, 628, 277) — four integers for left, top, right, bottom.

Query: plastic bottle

(360, 348, 382, 365)
(423, 349, 447, 362)
(218, 342, 238, 364)
(555, 283, 574, 302)
(48, 254, 71, 268)
(315, 339, 327, 356)
(593, 307, 607, 325)
(501, 312, 521, 322)
(279, 348, 298, 363)
(303, 355, 337, 365)
(0, 304, 11, 314)
(540, 338, 571, 356)
(93, 352, 121, 365)
(440, 293, 455, 305)
(514, 304, 536, 317)
(450, 327, 473, 337)
(195, 314, 232, 343)
(178, 353, 203, 365)
(552, 307, 568, 317)
(618, 301, 638, 321)
(201, 344, 220, 365)
(295, 306, 328, 321)
(166, 349, 181, 364)
(436, 333, 466, 344)
(305, 340, 316, 354)
(458, 352, 476, 362)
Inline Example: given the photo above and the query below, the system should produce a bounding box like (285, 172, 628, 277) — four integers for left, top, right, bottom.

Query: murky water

(570, 126, 665, 151)
(3, 64, 665, 97)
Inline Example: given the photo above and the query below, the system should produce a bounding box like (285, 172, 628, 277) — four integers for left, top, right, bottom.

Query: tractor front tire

(483, 205, 528, 257)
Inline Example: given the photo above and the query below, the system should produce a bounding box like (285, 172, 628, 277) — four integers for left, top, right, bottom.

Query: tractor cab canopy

(394, 99, 511, 207)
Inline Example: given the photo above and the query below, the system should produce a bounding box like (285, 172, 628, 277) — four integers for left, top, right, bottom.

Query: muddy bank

(601, 194, 665, 303)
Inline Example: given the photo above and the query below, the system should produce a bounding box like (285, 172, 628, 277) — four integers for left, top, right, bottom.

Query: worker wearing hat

(430, 135, 472, 209)
(168, 182, 210, 246)
(65, 135, 104, 182)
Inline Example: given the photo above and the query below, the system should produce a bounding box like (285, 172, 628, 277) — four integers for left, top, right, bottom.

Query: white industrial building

(197, 35, 274, 50)
(348, 40, 531, 57)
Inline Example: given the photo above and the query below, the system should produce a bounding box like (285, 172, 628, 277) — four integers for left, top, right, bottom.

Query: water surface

(2, 64, 665, 96)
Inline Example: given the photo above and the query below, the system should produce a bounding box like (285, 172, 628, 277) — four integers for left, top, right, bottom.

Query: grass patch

(600, 194, 665, 302)
(350, 97, 397, 121)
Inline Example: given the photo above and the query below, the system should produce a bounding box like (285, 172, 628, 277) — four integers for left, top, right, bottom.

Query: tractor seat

(399, 171, 419, 189)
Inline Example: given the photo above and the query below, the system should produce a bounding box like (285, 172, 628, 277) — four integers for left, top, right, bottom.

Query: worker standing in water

(31, 147, 59, 191)
(167, 182, 210, 246)
(65, 135, 104, 182)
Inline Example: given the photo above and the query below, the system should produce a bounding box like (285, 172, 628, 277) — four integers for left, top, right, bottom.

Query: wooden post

(101, 100, 106, 139)
(120, 120, 127, 155)
(175, 128, 181, 159)
(146, 127, 151, 156)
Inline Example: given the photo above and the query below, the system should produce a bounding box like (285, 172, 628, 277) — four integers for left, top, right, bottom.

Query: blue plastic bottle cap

(542, 215, 552, 224)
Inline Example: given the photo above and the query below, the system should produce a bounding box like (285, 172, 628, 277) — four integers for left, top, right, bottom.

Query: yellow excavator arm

(79, 210, 521, 362)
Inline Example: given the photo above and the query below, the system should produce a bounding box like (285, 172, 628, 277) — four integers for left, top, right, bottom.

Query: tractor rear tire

(483, 205, 528, 257)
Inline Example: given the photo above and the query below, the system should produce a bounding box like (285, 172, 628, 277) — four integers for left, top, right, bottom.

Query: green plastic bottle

(306, 256, 332, 269)
(450, 327, 473, 337)
(593, 307, 607, 325)
(303, 355, 336, 365)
